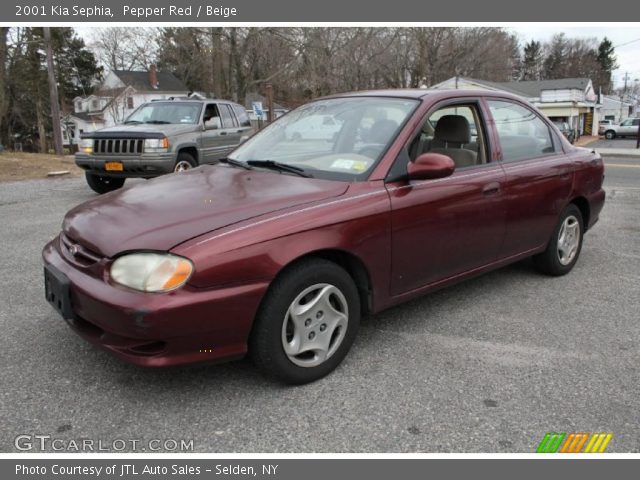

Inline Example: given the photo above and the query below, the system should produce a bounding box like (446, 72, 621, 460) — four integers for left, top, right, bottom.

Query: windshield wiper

(123, 120, 142, 124)
(145, 120, 171, 124)
(247, 160, 312, 178)
(219, 158, 252, 170)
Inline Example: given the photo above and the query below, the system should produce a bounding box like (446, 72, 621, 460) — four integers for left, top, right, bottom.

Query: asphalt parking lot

(0, 156, 638, 453)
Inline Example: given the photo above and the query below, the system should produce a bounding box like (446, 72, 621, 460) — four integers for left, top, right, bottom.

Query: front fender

(172, 182, 392, 309)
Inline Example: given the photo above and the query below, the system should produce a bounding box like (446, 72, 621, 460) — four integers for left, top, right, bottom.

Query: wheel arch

(176, 145, 199, 165)
(264, 248, 374, 318)
(569, 196, 590, 231)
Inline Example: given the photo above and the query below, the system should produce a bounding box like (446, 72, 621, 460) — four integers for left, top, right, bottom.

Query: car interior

(408, 104, 488, 168)
(203, 104, 222, 129)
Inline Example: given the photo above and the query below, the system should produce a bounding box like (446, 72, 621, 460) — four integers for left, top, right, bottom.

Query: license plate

(105, 161, 123, 171)
(44, 264, 74, 320)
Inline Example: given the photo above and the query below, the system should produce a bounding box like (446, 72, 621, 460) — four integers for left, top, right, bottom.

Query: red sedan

(43, 89, 605, 384)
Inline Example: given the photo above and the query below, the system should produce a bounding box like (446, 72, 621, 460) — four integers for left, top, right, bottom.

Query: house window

(127, 97, 134, 109)
(91, 99, 99, 110)
(75, 101, 82, 112)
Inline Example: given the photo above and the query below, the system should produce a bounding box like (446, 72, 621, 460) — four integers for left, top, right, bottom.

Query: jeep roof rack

(150, 96, 217, 102)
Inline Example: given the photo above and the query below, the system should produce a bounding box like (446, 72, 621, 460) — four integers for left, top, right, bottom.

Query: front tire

(250, 259, 360, 384)
(85, 172, 125, 194)
(174, 152, 197, 172)
(533, 204, 584, 276)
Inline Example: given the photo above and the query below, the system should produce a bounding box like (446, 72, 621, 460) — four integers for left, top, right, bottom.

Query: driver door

(387, 100, 507, 296)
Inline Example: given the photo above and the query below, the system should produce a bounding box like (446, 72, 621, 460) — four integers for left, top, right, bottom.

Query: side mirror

(407, 153, 455, 180)
(204, 117, 221, 130)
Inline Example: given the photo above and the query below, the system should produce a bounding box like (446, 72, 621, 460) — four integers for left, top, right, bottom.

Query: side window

(203, 104, 220, 122)
(218, 104, 237, 128)
(408, 103, 488, 169)
(633, 119, 640, 126)
(233, 104, 251, 127)
(488, 100, 555, 162)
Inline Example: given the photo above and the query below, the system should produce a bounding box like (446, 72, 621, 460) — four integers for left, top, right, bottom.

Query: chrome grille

(93, 138, 144, 155)
(60, 233, 103, 267)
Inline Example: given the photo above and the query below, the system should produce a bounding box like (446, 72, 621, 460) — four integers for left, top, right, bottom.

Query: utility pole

(44, 27, 63, 156)
(265, 83, 274, 124)
(619, 72, 630, 123)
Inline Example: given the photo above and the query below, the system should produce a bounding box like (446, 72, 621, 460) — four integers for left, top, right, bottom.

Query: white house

(63, 65, 189, 147)
(430, 77, 602, 136)
(599, 95, 634, 124)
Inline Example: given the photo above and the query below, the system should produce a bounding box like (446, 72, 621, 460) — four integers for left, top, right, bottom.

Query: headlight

(79, 138, 93, 154)
(110, 253, 193, 292)
(144, 137, 170, 153)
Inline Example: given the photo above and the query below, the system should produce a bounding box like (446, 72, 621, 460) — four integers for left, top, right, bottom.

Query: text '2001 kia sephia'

(43, 89, 605, 384)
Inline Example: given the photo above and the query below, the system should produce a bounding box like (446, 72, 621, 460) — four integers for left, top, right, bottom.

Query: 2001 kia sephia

(43, 89, 605, 384)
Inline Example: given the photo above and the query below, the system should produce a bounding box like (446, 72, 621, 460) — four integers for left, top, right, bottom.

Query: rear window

(233, 104, 251, 127)
(218, 104, 237, 128)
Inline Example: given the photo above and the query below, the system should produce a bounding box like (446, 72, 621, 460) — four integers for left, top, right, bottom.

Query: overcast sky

(77, 26, 640, 88)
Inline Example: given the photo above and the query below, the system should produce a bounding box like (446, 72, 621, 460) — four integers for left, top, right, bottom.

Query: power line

(613, 37, 640, 48)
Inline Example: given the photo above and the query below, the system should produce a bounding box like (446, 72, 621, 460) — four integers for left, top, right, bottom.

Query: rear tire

(250, 258, 360, 384)
(604, 130, 616, 140)
(533, 204, 584, 276)
(85, 172, 125, 194)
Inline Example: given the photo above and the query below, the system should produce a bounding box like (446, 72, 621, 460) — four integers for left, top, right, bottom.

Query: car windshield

(125, 102, 202, 125)
(229, 97, 419, 181)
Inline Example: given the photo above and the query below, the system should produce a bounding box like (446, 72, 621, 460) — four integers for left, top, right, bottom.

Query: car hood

(84, 123, 195, 137)
(63, 166, 349, 258)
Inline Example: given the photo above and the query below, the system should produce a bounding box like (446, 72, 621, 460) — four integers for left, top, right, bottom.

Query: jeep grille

(93, 138, 144, 155)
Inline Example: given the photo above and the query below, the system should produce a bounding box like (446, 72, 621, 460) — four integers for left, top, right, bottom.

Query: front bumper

(75, 152, 177, 177)
(42, 237, 269, 367)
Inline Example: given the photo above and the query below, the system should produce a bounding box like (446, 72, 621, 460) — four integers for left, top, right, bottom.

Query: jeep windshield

(124, 102, 203, 125)
(228, 97, 419, 181)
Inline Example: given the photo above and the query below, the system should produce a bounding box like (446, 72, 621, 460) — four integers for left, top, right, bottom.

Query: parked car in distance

(600, 117, 640, 139)
(285, 115, 343, 141)
(552, 121, 575, 144)
(75, 97, 253, 193)
(44, 89, 605, 384)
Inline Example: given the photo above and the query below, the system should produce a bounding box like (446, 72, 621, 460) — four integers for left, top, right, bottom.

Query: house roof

(68, 112, 103, 122)
(462, 77, 592, 98)
(111, 70, 188, 92)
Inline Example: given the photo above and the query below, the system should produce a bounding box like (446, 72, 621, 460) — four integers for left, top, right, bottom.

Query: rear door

(486, 99, 573, 258)
(387, 99, 507, 295)
(217, 103, 244, 154)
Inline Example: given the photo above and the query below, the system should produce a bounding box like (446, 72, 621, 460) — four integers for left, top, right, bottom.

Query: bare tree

(89, 27, 160, 71)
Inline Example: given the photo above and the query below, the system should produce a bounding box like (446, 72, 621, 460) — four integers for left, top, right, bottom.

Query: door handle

(482, 182, 500, 196)
(219, 131, 227, 136)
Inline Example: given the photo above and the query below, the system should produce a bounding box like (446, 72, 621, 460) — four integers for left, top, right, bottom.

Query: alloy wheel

(281, 283, 349, 368)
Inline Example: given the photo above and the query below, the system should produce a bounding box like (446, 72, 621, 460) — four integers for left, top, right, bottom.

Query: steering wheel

(357, 145, 384, 159)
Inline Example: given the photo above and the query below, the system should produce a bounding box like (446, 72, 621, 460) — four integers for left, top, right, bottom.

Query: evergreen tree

(521, 40, 543, 80)
(595, 37, 617, 93)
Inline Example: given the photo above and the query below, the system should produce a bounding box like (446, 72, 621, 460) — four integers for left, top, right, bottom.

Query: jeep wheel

(85, 172, 125, 194)
(174, 152, 197, 172)
(604, 130, 616, 140)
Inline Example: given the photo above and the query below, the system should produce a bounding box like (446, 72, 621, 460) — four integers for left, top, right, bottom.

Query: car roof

(323, 88, 526, 102)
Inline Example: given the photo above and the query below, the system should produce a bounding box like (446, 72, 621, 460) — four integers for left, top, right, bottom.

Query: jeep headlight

(110, 252, 193, 292)
(144, 137, 170, 153)
(79, 138, 93, 154)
